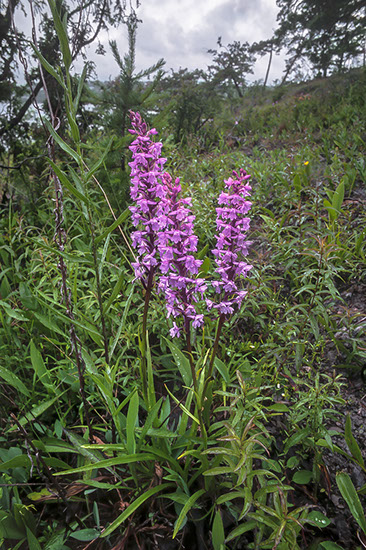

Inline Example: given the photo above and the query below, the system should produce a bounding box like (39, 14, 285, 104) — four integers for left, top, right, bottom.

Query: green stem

(207, 314, 226, 382)
(185, 321, 198, 395)
(141, 269, 154, 407)
(201, 314, 226, 432)
(185, 322, 207, 447)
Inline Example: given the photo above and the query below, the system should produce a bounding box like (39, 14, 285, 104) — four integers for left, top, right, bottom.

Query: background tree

(99, 11, 165, 169)
(158, 68, 220, 144)
(0, 0, 140, 145)
(274, 0, 366, 82)
(250, 38, 282, 88)
(207, 37, 256, 98)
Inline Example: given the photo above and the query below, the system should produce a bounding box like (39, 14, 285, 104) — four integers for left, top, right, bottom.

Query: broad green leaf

(332, 180, 345, 213)
(19, 282, 38, 310)
(163, 491, 191, 505)
(103, 270, 127, 315)
(0, 301, 28, 321)
(345, 414, 364, 467)
(307, 511, 331, 527)
(101, 483, 173, 537)
(267, 403, 290, 413)
(26, 527, 42, 550)
(66, 105, 80, 143)
(226, 520, 257, 542)
(212, 509, 225, 550)
(0, 511, 25, 539)
(35, 298, 102, 345)
(0, 366, 30, 396)
(320, 542, 344, 550)
(165, 339, 192, 386)
(197, 244, 209, 259)
(336, 472, 366, 534)
(292, 470, 313, 484)
(283, 428, 310, 453)
(203, 467, 233, 476)
(214, 357, 230, 384)
(216, 490, 247, 505)
(199, 256, 211, 276)
(70, 528, 100, 541)
(64, 429, 123, 480)
(309, 313, 320, 339)
(137, 399, 163, 451)
(27, 488, 55, 501)
(238, 487, 253, 520)
(32, 312, 65, 336)
(323, 199, 336, 222)
(0, 274, 11, 299)
(355, 231, 365, 256)
(0, 455, 31, 471)
(173, 489, 206, 538)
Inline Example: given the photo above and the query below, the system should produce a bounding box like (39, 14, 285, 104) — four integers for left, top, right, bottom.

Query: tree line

(0, 0, 365, 177)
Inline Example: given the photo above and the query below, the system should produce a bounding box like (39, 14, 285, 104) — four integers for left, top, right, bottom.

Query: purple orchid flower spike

(128, 111, 169, 287)
(204, 168, 253, 385)
(209, 168, 253, 316)
(157, 172, 206, 338)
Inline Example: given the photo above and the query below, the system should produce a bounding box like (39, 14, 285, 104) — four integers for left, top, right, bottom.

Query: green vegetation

(1, 1, 366, 549)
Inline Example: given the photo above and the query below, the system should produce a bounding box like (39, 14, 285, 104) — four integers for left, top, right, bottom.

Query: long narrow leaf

(173, 488, 206, 538)
(30, 43, 66, 89)
(30, 340, 53, 392)
(345, 414, 364, 467)
(95, 208, 131, 245)
(165, 339, 192, 386)
(8, 393, 67, 431)
(86, 136, 114, 182)
(101, 483, 173, 537)
(0, 366, 30, 397)
(165, 385, 199, 425)
(126, 391, 139, 455)
(336, 472, 366, 534)
(74, 64, 88, 112)
(56, 453, 155, 476)
(47, 0, 72, 69)
(44, 119, 81, 165)
(48, 159, 89, 204)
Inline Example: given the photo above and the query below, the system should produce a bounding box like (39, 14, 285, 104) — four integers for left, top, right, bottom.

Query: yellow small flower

(304, 161, 309, 165)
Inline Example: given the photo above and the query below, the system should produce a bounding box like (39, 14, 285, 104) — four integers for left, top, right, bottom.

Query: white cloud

(15, 0, 285, 84)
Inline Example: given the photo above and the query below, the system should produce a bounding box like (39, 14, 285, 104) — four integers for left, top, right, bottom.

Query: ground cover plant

(1, 3, 366, 550)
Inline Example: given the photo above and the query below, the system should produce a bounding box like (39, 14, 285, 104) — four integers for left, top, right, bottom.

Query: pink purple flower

(209, 169, 253, 315)
(157, 172, 207, 337)
(128, 111, 169, 285)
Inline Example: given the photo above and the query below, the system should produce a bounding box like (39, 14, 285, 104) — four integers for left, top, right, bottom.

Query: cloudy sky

(75, 0, 285, 83)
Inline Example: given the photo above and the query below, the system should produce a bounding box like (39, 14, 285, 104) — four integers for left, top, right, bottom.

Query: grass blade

(101, 483, 173, 537)
(173, 488, 206, 538)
